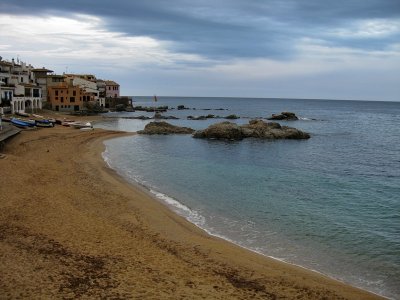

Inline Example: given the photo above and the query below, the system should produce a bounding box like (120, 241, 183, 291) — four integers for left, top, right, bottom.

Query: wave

(101, 148, 112, 168)
(149, 189, 206, 227)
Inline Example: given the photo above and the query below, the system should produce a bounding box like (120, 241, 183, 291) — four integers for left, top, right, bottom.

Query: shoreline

(101, 137, 388, 299)
(0, 117, 385, 299)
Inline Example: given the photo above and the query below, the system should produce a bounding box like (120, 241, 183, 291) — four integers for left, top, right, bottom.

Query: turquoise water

(99, 97, 400, 299)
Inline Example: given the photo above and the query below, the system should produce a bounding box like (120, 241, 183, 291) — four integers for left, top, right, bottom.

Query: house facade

(0, 58, 43, 114)
(31, 67, 53, 103)
(47, 77, 97, 112)
(105, 80, 120, 98)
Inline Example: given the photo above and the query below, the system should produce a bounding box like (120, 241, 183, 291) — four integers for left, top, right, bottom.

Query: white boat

(32, 114, 44, 119)
(71, 121, 92, 129)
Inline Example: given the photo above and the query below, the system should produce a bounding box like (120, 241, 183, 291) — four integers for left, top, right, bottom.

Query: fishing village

(0, 56, 132, 149)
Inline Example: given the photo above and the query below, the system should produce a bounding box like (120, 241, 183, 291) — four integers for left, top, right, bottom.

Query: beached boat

(32, 114, 44, 119)
(47, 118, 57, 125)
(34, 118, 54, 127)
(15, 111, 30, 117)
(35, 122, 53, 128)
(80, 127, 94, 131)
(70, 121, 92, 129)
(62, 121, 75, 127)
(22, 119, 37, 126)
(11, 118, 34, 128)
(1, 116, 11, 122)
(35, 119, 52, 125)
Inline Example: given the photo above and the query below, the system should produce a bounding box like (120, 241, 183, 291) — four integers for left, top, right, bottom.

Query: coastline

(0, 120, 385, 299)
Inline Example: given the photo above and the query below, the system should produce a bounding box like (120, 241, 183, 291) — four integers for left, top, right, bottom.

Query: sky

(0, 0, 399, 101)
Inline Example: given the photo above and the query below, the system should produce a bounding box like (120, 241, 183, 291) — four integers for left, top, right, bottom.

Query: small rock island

(193, 120, 310, 140)
(268, 111, 299, 121)
(138, 121, 195, 135)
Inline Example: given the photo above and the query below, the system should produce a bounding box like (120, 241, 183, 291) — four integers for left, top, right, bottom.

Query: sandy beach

(0, 116, 384, 299)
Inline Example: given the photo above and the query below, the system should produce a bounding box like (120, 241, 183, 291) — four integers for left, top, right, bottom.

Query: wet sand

(0, 117, 384, 299)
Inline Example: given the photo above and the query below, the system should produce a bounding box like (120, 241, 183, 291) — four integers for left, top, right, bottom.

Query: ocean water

(98, 97, 400, 299)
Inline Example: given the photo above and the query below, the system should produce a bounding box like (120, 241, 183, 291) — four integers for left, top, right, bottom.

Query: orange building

(47, 80, 96, 112)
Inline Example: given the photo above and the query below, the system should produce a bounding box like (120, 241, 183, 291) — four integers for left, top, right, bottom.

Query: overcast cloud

(0, 0, 399, 100)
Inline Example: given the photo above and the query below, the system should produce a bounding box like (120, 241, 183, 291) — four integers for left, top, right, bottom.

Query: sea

(97, 97, 400, 299)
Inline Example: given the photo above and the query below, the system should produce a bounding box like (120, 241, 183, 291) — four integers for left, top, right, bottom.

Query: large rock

(193, 120, 310, 140)
(242, 119, 310, 139)
(138, 121, 194, 135)
(193, 122, 244, 140)
(268, 111, 299, 120)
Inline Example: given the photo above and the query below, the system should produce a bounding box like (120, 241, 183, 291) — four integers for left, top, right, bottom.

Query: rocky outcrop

(193, 122, 243, 140)
(225, 114, 240, 120)
(132, 105, 168, 112)
(193, 120, 310, 140)
(154, 112, 179, 120)
(138, 121, 194, 135)
(268, 112, 299, 121)
(242, 119, 309, 139)
(187, 114, 216, 120)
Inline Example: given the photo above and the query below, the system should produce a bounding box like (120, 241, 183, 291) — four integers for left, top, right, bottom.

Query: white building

(0, 58, 44, 114)
(71, 76, 99, 100)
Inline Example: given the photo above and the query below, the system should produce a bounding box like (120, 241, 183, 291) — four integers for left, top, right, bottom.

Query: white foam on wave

(101, 147, 112, 168)
(149, 189, 206, 227)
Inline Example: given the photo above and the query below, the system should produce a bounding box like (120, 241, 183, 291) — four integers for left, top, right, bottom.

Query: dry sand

(0, 116, 384, 299)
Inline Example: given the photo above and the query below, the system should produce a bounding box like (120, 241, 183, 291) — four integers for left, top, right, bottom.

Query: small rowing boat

(70, 121, 92, 129)
(15, 111, 30, 117)
(11, 118, 34, 128)
(35, 122, 54, 128)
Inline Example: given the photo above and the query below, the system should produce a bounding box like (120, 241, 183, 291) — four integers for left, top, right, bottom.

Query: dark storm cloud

(1, 0, 399, 59)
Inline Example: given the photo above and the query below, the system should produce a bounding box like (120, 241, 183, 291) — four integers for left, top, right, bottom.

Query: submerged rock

(268, 111, 299, 121)
(138, 121, 194, 135)
(193, 120, 310, 140)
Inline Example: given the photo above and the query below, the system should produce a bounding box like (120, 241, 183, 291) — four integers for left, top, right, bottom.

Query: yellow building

(47, 78, 95, 112)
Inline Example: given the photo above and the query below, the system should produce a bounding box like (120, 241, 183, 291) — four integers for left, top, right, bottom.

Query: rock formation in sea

(187, 114, 216, 120)
(193, 120, 310, 140)
(268, 112, 299, 120)
(138, 121, 194, 135)
(154, 112, 179, 120)
(225, 114, 240, 119)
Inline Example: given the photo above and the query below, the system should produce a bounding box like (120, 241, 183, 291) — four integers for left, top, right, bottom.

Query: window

(61, 97, 64, 103)
(21, 77, 24, 83)
(55, 90, 59, 96)
(70, 97, 75, 102)
(73, 90, 76, 96)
